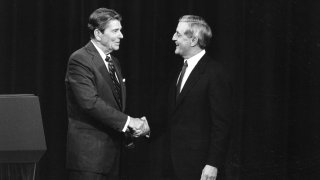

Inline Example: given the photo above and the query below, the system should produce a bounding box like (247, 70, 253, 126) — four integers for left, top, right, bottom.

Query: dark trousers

(68, 170, 119, 180)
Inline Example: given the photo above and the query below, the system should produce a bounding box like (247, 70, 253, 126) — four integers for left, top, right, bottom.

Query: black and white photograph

(0, 0, 319, 179)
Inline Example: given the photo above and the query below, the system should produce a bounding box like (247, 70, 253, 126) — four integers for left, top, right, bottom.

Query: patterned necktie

(176, 61, 188, 98)
(105, 56, 122, 108)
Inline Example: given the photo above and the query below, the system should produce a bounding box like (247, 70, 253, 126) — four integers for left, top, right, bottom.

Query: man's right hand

(128, 117, 150, 137)
(128, 117, 144, 134)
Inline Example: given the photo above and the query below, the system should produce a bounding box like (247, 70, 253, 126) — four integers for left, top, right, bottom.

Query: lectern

(0, 94, 46, 180)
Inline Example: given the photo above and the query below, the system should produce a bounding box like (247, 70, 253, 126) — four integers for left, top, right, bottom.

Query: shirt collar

(91, 40, 111, 61)
(184, 50, 206, 66)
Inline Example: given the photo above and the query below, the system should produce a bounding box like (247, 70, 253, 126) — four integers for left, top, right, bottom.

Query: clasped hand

(128, 116, 150, 138)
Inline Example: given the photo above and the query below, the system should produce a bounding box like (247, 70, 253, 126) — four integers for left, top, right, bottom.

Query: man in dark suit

(65, 8, 149, 180)
(163, 15, 233, 180)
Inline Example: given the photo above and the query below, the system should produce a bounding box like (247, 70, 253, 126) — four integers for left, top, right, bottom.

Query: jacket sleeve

(207, 65, 233, 168)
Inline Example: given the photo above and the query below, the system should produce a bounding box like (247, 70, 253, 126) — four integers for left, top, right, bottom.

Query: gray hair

(179, 15, 212, 49)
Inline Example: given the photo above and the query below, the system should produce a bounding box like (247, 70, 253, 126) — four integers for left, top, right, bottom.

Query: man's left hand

(200, 165, 217, 180)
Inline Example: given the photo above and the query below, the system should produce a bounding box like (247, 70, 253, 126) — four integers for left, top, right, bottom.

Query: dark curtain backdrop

(0, 0, 320, 179)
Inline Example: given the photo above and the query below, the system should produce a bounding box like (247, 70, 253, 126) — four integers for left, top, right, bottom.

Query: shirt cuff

(122, 116, 130, 132)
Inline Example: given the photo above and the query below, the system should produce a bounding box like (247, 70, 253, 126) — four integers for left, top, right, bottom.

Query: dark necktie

(105, 56, 122, 108)
(176, 61, 188, 98)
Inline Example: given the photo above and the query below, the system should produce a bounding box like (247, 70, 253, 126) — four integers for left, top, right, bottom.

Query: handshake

(128, 116, 150, 138)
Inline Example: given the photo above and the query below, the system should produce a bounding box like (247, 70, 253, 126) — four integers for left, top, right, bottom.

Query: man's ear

(191, 36, 199, 47)
(94, 29, 102, 41)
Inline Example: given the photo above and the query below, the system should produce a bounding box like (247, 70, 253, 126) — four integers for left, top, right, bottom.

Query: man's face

(172, 22, 192, 58)
(99, 19, 123, 53)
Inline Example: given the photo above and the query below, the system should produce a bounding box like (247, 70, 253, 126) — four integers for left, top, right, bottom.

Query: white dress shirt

(177, 50, 206, 92)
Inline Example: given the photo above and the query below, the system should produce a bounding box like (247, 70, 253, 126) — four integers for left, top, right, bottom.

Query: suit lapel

(85, 41, 125, 110)
(111, 55, 126, 111)
(174, 55, 208, 110)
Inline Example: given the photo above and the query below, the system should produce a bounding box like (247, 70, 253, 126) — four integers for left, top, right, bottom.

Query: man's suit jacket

(166, 54, 233, 180)
(65, 41, 127, 174)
